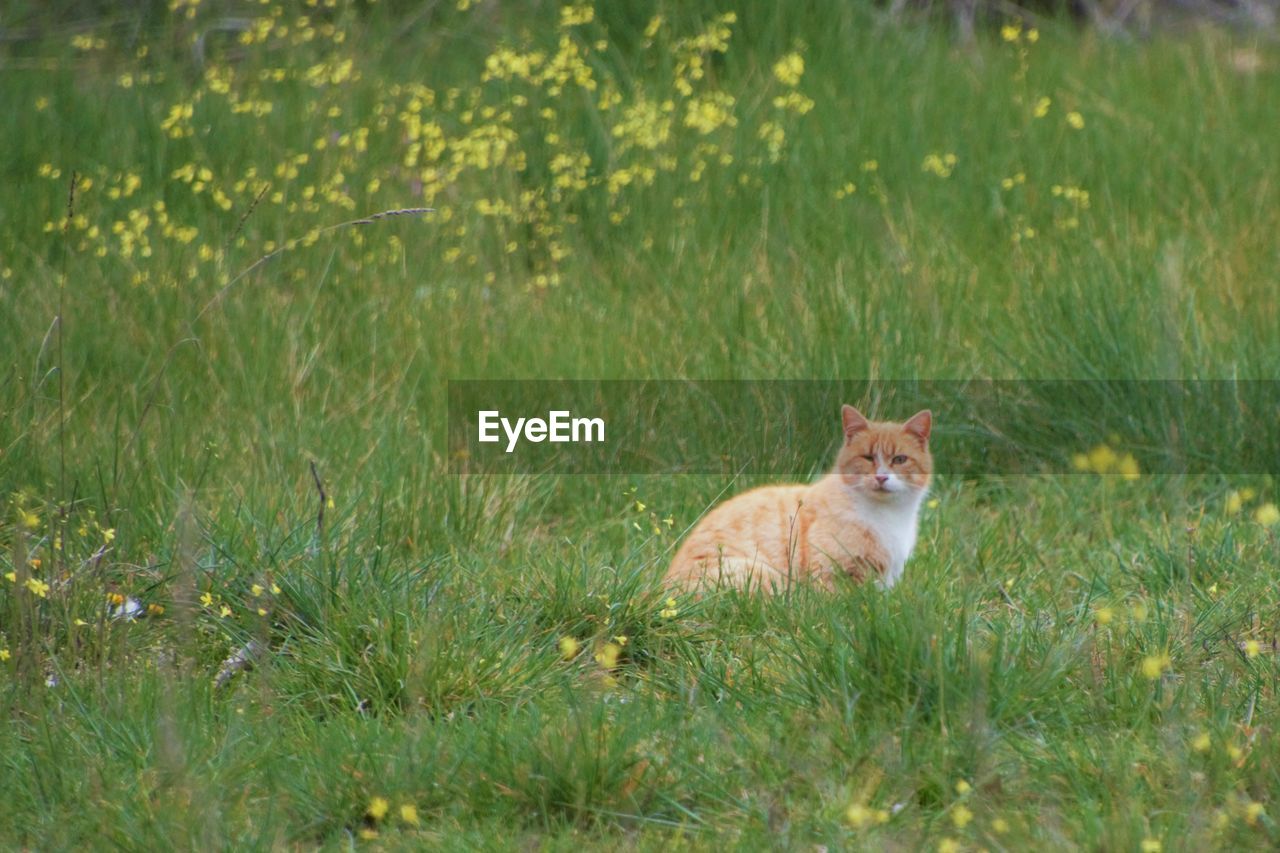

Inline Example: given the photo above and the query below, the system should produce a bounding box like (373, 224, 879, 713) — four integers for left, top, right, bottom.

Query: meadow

(2, 1, 1279, 848)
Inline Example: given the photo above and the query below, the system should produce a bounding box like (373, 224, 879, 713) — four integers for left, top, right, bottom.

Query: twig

(226, 181, 270, 249)
(310, 459, 326, 541)
(58, 170, 78, 553)
(213, 639, 262, 689)
(63, 169, 78, 234)
(192, 206, 432, 324)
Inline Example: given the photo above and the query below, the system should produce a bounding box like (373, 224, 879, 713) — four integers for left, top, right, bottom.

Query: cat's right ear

(904, 409, 932, 444)
(841, 405, 870, 443)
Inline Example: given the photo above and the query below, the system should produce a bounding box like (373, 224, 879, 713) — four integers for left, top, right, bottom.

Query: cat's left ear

(842, 404, 870, 443)
(904, 410, 932, 444)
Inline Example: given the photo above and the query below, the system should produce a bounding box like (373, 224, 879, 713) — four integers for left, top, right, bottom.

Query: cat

(665, 405, 932, 593)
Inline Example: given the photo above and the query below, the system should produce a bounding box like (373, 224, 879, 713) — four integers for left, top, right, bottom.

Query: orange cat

(665, 405, 932, 592)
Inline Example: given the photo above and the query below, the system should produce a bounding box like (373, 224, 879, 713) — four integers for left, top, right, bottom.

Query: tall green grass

(2, 3, 1279, 848)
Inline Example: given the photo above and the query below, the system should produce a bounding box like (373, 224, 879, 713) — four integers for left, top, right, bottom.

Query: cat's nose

(875, 474, 889, 485)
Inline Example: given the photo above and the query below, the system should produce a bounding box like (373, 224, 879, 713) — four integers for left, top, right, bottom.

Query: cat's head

(834, 405, 932, 500)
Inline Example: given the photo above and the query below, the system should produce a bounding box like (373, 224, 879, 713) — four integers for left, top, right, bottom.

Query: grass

(2, 2, 1279, 848)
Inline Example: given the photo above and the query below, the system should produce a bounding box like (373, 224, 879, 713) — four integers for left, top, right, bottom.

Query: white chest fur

(851, 490, 926, 589)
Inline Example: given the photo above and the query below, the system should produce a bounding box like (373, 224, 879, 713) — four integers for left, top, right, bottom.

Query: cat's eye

(891, 455, 908, 465)
(861, 455, 875, 462)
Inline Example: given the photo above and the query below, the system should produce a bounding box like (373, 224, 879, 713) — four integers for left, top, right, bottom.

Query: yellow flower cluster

(922, 152, 958, 178)
(1072, 444, 1140, 480)
(1225, 488, 1279, 526)
(684, 92, 738, 135)
(1093, 600, 1155, 629)
(845, 802, 891, 828)
(672, 12, 738, 97)
(772, 53, 805, 87)
(1000, 22, 1040, 44)
(359, 794, 419, 838)
(31, 3, 817, 294)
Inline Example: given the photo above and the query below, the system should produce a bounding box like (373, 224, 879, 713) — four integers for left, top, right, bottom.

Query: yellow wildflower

(559, 4, 594, 27)
(367, 796, 390, 821)
(200, 592, 214, 607)
(922, 153, 957, 178)
(1086, 444, 1117, 473)
(1140, 840, 1161, 853)
(772, 53, 805, 87)
(1192, 731, 1211, 752)
(1244, 639, 1261, 657)
(399, 803, 419, 825)
(938, 839, 961, 853)
(1095, 606, 1114, 625)
(1118, 454, 1140, 480)
(1244, 801, 1265, 825)
(595, 642, 622, 670)
(251, 584, 264, 597)
(559, 636, 580, 660)
(0, 649, 10, 662)
(991, 817, 1010, 833)
(219, 604, 232, 618)
(1141, 653, 1171, 680)
(954, 779, 972, 795)
(1001, 23, 1021, 42)
(25, 578, 50, 598)
(684, 92, 737, 135)
(1225, 491, 1244, 514)
(1255, 502, 1280, 526)
(772, 92, 814, 114)
(758, 121, 786, 162)
(1066, 111, 1085, 129)
(951, 804, 973, 828)
(845, 803, 873, 829)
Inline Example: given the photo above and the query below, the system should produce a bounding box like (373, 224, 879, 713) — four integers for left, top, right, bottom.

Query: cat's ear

(841, 404, 870, 442)
(903, 410, 932, 444)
